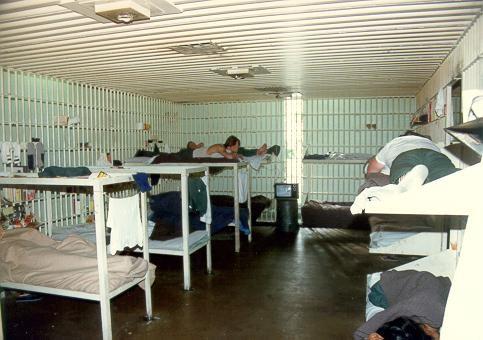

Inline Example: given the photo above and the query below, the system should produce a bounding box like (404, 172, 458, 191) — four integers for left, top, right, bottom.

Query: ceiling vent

(256, 86, 291, 93)
(170, 42, 226, 55)
(61, 0, 182, 24)
(267, 91, 295, 99)
(210, 65, 270, 80)
(255, 87, 299, 99)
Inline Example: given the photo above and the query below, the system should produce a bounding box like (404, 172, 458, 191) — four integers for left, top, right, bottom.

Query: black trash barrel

(274, 183, 299, 233)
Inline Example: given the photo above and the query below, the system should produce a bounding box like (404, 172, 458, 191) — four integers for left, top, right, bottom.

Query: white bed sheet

(147, 230, 209, 253)
(370, 231, 416, 248)
(51, 223, 99, 243)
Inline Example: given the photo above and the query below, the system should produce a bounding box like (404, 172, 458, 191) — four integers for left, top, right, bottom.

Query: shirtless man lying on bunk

(189, 135, 241, 159)
(187, 136, 279, 159)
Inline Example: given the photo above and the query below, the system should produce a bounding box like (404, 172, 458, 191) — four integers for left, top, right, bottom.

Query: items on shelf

(2, 188, 36, 203)
(0, 199, 38, 231)
(55, 115, 69, 127)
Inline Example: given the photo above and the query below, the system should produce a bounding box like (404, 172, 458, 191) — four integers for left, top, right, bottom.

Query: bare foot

(257, 143, 268, 156)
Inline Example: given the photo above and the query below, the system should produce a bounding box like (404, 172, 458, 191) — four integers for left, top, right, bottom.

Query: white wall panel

(462, 59, 483, 121)
(416, 15, 483, 119)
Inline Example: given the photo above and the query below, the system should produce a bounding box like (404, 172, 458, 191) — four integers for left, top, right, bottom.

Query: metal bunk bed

(0, 174, 153, 340)
(111, 164, 212, 291)
(362, 157, 483, 339)
(124, 161, 253, 253)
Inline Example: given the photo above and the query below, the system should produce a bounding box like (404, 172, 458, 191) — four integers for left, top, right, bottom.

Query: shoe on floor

(16, 293, 43, 303)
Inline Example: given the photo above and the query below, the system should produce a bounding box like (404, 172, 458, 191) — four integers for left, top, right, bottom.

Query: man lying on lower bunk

(354, 270, 450, 340)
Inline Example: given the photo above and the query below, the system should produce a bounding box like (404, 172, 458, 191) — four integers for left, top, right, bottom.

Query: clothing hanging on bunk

(199, 175, 212, 225)
(107, 194, 144, 255)
(0, 142, 21, 166)
(1, 142, 12, 164)
(26, 141, 44, 170)
(238, 170, 248, 203)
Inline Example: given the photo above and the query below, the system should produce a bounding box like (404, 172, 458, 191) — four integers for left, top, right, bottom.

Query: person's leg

(397, 164, 428, 192)
(256, 143, 267, 155)
(424, 152, 459, 182)
(390, 149, 458, 184)
(238, 147, 258, 157)
(239, 144, 280, 157)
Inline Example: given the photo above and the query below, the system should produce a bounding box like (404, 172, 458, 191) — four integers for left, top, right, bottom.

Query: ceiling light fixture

(210, 65, 270, 79)
(61, 0, 182, 24)
(170, 42, 226, 55)
(117, 12, 135, 24)
(95, 0, 150, 24)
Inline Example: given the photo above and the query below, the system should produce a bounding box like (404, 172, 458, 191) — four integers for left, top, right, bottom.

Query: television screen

(274, 183, 298, 198)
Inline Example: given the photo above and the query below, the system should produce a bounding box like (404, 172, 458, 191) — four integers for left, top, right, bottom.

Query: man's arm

(366, 156, 385, 173)
(206, 144, 238, 159)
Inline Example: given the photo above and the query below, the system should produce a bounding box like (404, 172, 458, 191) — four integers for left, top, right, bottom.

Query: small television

(274, 183, 299, 199)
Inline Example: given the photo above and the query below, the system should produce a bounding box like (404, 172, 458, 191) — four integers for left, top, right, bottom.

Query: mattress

(147, 230, 209, 253)
(0, 228, 149, 294)
(52, 221, 207, 255)
(301, 200, 370, 229)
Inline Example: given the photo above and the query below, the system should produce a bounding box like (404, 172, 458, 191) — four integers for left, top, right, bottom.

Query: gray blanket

(354, 270, 451, 339)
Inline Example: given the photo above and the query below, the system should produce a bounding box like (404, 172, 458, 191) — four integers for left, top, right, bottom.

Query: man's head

(375, 317, 435, 340)
(224, 135, 240, 153)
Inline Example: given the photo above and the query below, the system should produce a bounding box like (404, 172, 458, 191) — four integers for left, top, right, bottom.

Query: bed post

(205, 169, 212, 274)
(140, 192, 153, 319)
(234, 164, 240, 253)
(180, 169, 191, 290)
(247, 166, 252, 243)
(93, 183, 112, 340)
(46, 190, 53, 237)
(0, 287, 5, 340)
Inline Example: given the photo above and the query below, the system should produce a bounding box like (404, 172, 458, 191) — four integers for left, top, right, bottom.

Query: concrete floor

(3, 226, 416, 340)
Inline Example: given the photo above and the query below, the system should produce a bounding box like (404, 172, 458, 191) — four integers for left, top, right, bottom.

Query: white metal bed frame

(126, 161, 253, 253)
(363, 160, 483, 339)
(115, 164, 213, 291)
(303, 157, 447, 256)
(0, 174, 153, 340)
(369, 230, 448, 256)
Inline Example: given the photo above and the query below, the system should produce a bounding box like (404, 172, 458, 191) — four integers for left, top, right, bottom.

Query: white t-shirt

(375, 136, 440, 174)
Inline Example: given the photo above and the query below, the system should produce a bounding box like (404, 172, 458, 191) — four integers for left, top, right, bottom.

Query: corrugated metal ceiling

(1, 0, 482, 102)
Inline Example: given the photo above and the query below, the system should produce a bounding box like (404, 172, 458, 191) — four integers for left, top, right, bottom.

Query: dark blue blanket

(149, 192, 250, 235)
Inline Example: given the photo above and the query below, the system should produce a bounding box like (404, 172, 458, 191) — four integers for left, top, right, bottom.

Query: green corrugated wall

(1, 67, 414, 223)
(180, 97, 413, 220)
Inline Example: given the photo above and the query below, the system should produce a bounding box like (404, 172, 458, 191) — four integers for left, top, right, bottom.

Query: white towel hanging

(107, 194, 144, 255)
